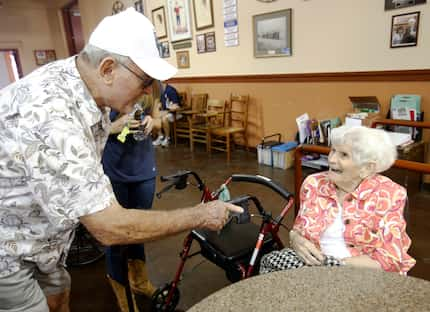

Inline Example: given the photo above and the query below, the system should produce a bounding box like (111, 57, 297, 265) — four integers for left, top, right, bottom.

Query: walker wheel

(151, 283, 180, 312)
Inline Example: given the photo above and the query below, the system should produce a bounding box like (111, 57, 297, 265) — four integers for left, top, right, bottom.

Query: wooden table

(188, 266, 430, 312)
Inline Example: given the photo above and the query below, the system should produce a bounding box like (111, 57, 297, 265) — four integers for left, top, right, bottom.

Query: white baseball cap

(89, 7, 177, 81)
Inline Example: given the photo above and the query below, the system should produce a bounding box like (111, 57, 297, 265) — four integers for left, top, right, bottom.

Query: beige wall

(1, 1, 428, 147)
(0, 0, 69, 75)
(145, 0, 430, 77)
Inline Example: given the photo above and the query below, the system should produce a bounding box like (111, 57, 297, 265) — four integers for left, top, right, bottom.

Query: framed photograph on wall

(385, 0, 426, 11)
(166, 0, 192, 42)
(193, 0, 214, 30)
(152, 6, 168, 39)
(176, 50, 190, 68)
(161, 41, 170, 58)
(205, 32, 216, 52)
(390, 11, 420, 48)
(134, 0, 144, 13)
(253, 9, 292, 58)
(196, 34, 206, 53)
(34, 49, 56, 65)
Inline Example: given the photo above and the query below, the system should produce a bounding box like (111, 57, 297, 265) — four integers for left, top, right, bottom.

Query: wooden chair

(210, 94, 249, 161)
(190, 99, 227, 152)
(178, 91, 189, 108)
(174, 93, 208, 147)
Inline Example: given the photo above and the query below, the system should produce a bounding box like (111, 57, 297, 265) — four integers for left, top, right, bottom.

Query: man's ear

(360, 162, 376, 179)
(98, 57, 116, 85)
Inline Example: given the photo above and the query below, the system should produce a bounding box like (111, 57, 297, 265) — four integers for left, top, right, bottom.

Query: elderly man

(0, 8, 241, 312)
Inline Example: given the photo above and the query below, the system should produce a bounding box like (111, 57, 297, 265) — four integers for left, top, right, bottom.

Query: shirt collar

(317, 172, 378, 201)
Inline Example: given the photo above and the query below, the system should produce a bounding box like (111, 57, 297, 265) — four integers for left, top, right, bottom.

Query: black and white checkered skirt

(259, 248, 343, 274)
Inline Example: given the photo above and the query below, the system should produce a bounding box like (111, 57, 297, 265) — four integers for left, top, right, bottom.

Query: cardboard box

(345, 112, 382, 127)
(345, 96, 382, 127)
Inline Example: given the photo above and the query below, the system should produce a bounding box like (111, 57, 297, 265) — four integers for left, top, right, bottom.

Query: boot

(127, 259, 157, 298)
(107, 275, 139, 312)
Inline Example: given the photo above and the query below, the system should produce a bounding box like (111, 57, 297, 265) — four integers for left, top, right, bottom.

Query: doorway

(0, 49, 23, 89)
(62, 0, 84, 55)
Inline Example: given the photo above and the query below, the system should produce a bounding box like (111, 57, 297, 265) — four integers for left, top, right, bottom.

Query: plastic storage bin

(272, 142, 298, 169)
(257, 134, 282, 166)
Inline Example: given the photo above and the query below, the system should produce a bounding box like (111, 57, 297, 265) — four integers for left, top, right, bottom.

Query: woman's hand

(290, 230, 324, 265)
(141, 115, 154, 135)
(110, 114, 131, 134)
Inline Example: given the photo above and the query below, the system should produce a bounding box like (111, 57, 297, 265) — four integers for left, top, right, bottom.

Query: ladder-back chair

(174, 93, 208, 147)
(210, 94, 249, 161)
(190, 99, 227, 152)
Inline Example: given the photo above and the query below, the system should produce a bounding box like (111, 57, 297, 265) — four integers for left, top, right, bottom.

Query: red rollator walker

(151, 170, 294, 312)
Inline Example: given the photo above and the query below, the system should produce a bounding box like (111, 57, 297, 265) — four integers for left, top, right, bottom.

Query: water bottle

(131, 105, 148, 141)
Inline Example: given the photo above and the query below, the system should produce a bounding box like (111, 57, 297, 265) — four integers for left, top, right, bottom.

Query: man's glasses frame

(118, 62, 154, 89)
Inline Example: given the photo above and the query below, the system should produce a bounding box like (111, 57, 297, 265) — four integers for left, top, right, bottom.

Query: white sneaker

(152, 135, 164, 146)
(161, 137, 170, 147)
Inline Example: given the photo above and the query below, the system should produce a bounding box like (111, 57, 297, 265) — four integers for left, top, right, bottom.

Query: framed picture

(390, 11, 420, 48)
(193, 0, 214, 30)
(34, 49, 56, 65)
(385, 0, 426, 11)
(205, 32, 216, 52)
(253, 9, 292, 58)
(166, 0, 192, 42)
(161, 41, 170, 58)
(196, 34, 206, 53)
(134, 0, 144, 13)
(152, 6, 167, 39)
(176, 50, 190, 68)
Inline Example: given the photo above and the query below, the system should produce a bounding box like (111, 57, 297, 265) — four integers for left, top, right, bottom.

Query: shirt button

(346, 196, 353, 202)
(344, 219, 350, 225)
(371, 229, 377, 234)
(348, 244, 355, 248)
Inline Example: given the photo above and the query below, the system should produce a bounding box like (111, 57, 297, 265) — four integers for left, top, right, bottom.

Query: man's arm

(80, 199, 242, 246)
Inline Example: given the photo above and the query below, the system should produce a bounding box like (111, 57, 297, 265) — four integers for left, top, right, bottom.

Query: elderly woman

(260, 126, 415, 274)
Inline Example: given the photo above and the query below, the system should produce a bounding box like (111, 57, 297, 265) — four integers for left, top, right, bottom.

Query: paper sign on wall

(223, 0, 239, 47)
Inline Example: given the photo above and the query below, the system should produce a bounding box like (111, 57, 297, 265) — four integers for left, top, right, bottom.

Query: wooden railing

(293, 119, 430, 215)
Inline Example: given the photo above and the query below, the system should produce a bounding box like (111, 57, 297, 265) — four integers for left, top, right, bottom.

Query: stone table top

(187, 266, 430, 312)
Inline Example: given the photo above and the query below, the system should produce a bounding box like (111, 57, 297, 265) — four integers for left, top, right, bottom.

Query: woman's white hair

(79, 44, 130, 67)
(330, 125, 397, 173)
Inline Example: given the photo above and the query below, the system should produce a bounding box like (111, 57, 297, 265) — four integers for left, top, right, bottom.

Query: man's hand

(290, 230, 324, 265)
(197, 200, 244, 231)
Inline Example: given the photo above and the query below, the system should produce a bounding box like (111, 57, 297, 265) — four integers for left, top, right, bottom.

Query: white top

(320, 204, 351, 259)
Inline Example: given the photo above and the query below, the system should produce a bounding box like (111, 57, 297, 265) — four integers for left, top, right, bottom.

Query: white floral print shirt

(0, 57, 115, 277)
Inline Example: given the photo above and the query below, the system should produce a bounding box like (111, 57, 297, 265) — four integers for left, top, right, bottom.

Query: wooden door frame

(62, 0, 79, 55)
(0, 48, 23, 78)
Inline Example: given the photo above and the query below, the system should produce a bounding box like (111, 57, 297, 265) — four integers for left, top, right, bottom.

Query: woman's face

(328, 143, 362, 188)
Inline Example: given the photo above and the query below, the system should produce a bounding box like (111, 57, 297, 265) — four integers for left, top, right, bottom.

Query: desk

(188, 267, 430, 312)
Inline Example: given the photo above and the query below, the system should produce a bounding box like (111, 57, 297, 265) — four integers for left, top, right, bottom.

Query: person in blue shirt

(153, 82, 182, 147)
(102, 94, 160, 311)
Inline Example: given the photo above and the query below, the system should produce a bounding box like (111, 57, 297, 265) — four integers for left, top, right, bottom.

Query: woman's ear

(360, 162, 376, 179)
(98, 57, 116, 85)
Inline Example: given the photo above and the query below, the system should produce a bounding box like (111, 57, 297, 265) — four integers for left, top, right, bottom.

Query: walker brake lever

(156, 178, 179, 199)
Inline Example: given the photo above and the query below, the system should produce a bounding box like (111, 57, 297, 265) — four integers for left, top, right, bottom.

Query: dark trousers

(106, 178, 156, 284)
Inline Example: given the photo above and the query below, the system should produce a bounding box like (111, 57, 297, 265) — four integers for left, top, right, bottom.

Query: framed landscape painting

(253, 9, 292, 58)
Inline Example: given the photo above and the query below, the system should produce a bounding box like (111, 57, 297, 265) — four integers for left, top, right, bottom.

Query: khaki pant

(0, 263, 71, 312)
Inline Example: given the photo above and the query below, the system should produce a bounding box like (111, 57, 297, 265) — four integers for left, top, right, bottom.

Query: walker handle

(231, 174, 292, 200)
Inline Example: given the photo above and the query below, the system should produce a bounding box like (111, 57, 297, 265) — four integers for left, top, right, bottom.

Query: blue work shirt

(102, 110, 156, 183)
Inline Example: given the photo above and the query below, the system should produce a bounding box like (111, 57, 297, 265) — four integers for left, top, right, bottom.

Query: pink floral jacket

(293, 172, 415, 273)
